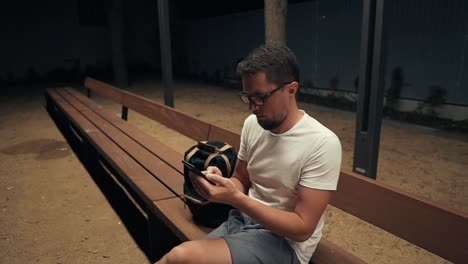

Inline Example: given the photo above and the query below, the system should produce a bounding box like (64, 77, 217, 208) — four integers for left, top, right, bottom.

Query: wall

(0, 0, 162, 83)
(0, 1, 110, 80)
(183, 8, 265, 80)
(182, 0, 468, 106)
(300, 86, 468, 121)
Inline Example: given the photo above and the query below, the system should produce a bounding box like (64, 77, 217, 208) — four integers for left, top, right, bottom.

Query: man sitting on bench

(157, 44, 342, 264)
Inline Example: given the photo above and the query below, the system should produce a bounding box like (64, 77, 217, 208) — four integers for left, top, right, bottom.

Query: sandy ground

(1, 80, 466, 263)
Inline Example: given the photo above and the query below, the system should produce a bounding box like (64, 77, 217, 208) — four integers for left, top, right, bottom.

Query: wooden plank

(312, 238, 366, 264)
(331, 171, 468, 264)
(61, 89, 185, 194)
(85, 77, 210, 142)
(84, 77, 124, 103)
(120, 90, 211, 142)
(151, 197, 213, 241)
(57, 88, 185, 196)
(47, 89, 175, 204)
(64, 87, 185, 175)
(207, 125, 240, 151)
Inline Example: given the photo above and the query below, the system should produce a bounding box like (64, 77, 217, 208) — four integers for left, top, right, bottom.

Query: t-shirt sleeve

(300, 135, 342, 190)
(237, 116, 251, 161)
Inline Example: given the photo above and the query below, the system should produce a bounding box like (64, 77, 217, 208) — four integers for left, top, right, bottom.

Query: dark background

(1, 0, 467, 106)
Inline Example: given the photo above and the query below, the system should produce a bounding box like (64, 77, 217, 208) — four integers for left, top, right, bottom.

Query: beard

(256, 115, 284, 131)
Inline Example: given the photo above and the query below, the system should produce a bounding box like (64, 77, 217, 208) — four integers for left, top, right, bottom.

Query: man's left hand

(189, 166, 245, 206)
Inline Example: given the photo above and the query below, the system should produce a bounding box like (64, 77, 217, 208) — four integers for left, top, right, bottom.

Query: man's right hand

(205, 166, 223, 177)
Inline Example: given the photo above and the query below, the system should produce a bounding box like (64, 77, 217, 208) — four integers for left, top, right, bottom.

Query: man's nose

(249, 101, 259, 111)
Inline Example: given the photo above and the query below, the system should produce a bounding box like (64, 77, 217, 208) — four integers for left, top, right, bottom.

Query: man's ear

(289, 81, 299, 94)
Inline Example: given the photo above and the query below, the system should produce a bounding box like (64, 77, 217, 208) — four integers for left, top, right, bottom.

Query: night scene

(0, 1, 467, 263)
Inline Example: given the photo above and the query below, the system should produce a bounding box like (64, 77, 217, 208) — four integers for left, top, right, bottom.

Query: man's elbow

(288, 217, 320, 242)
(289, 230, 314, 243)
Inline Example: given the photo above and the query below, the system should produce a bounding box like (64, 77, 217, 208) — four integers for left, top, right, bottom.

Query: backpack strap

(204, 152, 232, 177)
(219, 153, 232, 176)
(192, 142, 234, 176)
(217, 144, 234, 176)
(217, 143, 232, 152)
(185, 146, 200, 163)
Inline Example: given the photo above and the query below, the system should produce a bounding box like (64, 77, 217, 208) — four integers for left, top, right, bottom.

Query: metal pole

(121, 106, 128, 120)
(157, 0, 174, 107)
(353, 0, 386, 179)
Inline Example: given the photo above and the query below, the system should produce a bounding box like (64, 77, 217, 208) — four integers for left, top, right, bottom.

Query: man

(157, 44, 342, 264)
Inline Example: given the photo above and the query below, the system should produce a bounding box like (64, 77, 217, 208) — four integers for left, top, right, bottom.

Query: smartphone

(182, 160, 208, 180)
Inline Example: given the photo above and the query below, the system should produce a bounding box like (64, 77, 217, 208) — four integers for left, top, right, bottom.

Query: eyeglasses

(239, 82, 291, 106)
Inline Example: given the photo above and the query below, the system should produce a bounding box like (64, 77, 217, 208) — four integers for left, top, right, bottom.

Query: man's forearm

(230, 177, 248, 194)
(233, 195, 314, 242)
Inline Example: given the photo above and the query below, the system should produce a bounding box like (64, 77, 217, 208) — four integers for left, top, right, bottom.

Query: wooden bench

(45, 77, 468, 264)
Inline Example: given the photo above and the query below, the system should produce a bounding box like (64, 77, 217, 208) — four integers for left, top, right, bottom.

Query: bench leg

(121, 106, 128, 120)
(81, 138, 98, 167)
(45, 92, 56, 114)
(147, 208, 180, 263)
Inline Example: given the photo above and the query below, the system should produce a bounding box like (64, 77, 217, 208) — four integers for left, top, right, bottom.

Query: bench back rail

(85, 78, 239, 147)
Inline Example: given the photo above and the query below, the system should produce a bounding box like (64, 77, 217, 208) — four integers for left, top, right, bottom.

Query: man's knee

(162, 242, 200, 264)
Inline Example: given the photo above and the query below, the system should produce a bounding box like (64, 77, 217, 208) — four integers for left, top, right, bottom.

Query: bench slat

(48, 89, 176, 204)
(58, 88, 185, 197)
(120, 90, 211, 143)
(151, 197, 212, 242)
(331, 171, 468, 264)
(84, 77, 124, 104)
(312, 238, 366, 264)
(207, 125, 240, 151)
(85, 77, 211, 142)
(64, 87, 185, 175)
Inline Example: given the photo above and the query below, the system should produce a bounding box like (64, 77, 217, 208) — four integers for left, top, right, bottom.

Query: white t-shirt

(237, 111, 342, 264)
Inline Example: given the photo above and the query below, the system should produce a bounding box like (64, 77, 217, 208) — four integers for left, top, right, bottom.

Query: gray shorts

(205, 209, 300, 264)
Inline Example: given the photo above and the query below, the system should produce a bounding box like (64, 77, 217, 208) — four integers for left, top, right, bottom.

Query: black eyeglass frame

(239, 82, 292, 106)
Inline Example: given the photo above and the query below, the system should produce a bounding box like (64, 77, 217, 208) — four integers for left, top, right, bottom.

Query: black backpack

(183, 141, 237, 228)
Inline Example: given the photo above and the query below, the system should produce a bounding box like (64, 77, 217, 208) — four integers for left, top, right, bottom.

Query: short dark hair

(236, 44, 300, 85)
